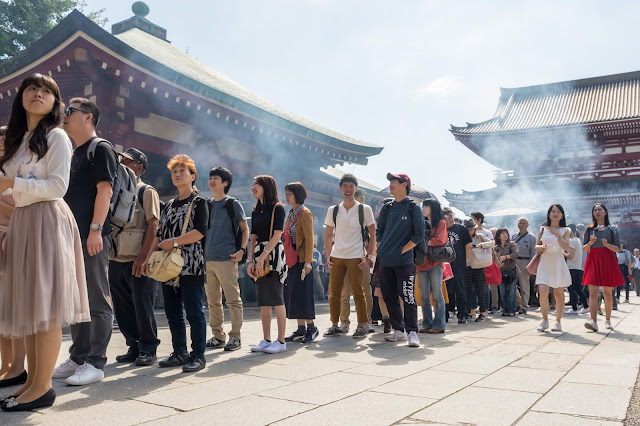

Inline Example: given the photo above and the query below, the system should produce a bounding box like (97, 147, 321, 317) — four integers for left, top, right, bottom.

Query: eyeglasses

(284, 192, 293, 197)
(64, 106, 89, 117)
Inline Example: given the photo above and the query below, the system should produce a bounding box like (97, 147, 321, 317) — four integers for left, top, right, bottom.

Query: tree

(0, 0, 107, 62)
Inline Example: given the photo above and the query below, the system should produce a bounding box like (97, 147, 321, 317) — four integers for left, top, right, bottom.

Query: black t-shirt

(251, 203, 285, 242)
(448, 223, 472, 270)
(64, 138, 118, 240)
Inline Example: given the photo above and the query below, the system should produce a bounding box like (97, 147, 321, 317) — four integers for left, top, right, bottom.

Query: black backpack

(138, 184, 166, 214)
(208, 197, 247, 265)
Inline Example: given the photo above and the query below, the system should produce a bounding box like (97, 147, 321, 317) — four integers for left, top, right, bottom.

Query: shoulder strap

(333, 205, 339, 227)
(515, 231, 529, 244)
(138, 184, 147, 210)
(268, 204, 276, 240)
(86, 137, 111, 163)
(180, 196, 197, 237)
(226, 197, 238, 234)
(358, 204, 364, 226)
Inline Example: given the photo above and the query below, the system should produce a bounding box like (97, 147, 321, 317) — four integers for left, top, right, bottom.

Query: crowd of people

(0, 73, 635, 412)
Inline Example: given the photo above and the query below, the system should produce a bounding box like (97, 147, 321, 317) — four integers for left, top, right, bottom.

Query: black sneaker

(182, 355, 206, 373)
(323, 326, 341, 336)
(159, 351, 190, 368)
(302, 327, 318, 343)
(205, 337, 225, 349)
(135, 353, 157, 366)
(458, 316, 467, 324)
(475, 315, 485, 323)
(383, 319, 392, 333)
(224, 337, 241, 351)
(284, 330, 306, 342)
(352, 327, 367, 339)
(115, 349, 139, 363)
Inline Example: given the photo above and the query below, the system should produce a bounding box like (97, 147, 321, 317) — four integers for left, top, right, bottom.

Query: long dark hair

(254, 175, 280, 210)
(544, 204, 566, 227)
(422, 198, 442, 226)
(495, 228, 509, 247)
(588, 203, 610, 228)
(0, 74, 64, 173)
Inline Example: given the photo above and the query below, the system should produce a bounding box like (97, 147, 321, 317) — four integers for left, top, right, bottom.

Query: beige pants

(340, 268, 373, 324)
(329, 258, 368, 325)
(205, 260, 243, 340)
(515, 259, 531, 310)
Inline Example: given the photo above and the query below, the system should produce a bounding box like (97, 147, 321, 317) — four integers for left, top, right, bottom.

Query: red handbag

(526, 253, 541, 275)
(484, 261, 502, 285)
(282, 209, 303, 268)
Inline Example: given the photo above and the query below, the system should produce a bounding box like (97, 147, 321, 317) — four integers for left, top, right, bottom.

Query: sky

(82, 0, 640, 203)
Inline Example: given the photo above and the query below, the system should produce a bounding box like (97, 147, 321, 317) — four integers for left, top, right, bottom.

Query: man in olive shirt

(109, 148, 161, 366)
(511, 217, 537, 313)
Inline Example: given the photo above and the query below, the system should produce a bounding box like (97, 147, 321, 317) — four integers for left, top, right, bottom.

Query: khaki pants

(515, 259, 531, 310)
(489, 284, 499, 309)
(329, 257, 368, 325)
(205, 260, 243, 340)
(340, 268, 373, 324)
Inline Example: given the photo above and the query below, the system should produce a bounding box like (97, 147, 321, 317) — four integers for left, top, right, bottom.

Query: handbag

(501, 269, 516, 284)
(147, 197, 196, 285)
(484, 261, 502, 285)
(282, 208, 303, 269)
(526, 253, 541, 275)
(427, 242, 456, 263)
(253, 206, 276, 279)
(469, 246, 492, 269)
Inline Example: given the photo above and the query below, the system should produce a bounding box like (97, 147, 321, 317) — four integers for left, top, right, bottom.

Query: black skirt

(285, 262, 315, 319)
(256, 272, 284, 307)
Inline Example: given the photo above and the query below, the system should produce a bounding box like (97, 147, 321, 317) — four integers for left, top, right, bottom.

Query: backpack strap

(138, 184, 147, 210)
(359, 203, 366, 252)
(225, 197, 239, 236)
(332, 205, 339, 227)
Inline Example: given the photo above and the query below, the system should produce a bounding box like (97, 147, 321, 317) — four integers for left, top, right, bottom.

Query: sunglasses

(64, 106, 89, 117)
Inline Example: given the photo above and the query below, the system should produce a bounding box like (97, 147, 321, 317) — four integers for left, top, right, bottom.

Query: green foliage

(0, 0, 107, 61)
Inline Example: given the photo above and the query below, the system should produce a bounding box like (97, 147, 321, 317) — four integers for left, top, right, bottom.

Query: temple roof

(450, 70, 640, 136)
(0, 10, 382, 157)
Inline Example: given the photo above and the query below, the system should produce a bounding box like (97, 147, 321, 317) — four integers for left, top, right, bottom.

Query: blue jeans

(499, 272, 518, 314)
(418, 266, 446, 330)
(163, 283, 206, 359)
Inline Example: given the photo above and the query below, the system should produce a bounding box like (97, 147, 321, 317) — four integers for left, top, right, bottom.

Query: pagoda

(446, 71, 640, 243)
(0, 4, 383, 234)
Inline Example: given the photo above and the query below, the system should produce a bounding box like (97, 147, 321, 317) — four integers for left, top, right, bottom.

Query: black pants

(568, 269, 588, 311)
(464, 267, 487, 313)
(109, 260, 160, 355)
(380, 264, 418, 333)
(617, 265, 630, 301)
(447, 266, 467, 319)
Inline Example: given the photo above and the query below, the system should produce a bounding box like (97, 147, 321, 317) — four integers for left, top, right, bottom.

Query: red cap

(387, 173, 411, 192)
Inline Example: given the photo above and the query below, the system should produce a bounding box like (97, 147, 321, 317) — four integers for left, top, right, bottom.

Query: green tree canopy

(0, 0, 106, 62)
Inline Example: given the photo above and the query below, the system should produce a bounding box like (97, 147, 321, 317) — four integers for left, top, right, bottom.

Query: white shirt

(634, 256, 640, 270)
(324, 201, 375, 259)
(2, 128, 72, 207)
(476, 228, 493, 240)
(566, 237, 583, 270)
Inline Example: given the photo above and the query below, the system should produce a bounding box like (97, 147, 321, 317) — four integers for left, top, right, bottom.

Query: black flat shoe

(0, 394, 19, 404)
(0, 371, 27, 388)
(115, 349, 139, 363)
(182, 356, 206, 373)
(1, 388, 55, 411)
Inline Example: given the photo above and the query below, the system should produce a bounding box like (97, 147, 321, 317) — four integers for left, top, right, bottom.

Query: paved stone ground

(2, 298, 639, 425)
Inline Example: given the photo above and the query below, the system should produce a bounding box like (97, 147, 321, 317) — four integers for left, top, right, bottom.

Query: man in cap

(377, 173, 425, 347)
(108, 148, 161, 366)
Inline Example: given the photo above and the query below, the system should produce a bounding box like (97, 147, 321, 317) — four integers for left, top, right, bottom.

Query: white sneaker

(584, 320, 598, 332)
(384, 330, 408, 342)
(52, 358, 81, 379)
(578, 307, 590, 314)
(263, 340, 287, 354)
(365, 322, 375, 333)
(64, 363, 104, 386)
(605, 320, 613, 330)
(408, 331, 420, 347)
(251, 339, 272, 352)
(551, 322, 562, 332)
(537, 320, 549, 332)
(565, 309, 578, 315)
(535, 307, 542, 313)
(339, 323, 349, 333)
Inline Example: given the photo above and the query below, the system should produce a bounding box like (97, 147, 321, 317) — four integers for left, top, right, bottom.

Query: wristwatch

(173, 238, 178, 248)
(89, 222, 103, 232)
(240, 247, 247, 254)
(365, 254, 373, 260)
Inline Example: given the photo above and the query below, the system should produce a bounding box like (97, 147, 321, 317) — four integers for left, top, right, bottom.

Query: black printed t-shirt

(251, 204, 285, 243)
(448, 223, 472, 270)
(64, 138, 118, 240)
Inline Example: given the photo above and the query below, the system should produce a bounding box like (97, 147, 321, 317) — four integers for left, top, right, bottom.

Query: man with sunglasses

(54, 98, 118, 386)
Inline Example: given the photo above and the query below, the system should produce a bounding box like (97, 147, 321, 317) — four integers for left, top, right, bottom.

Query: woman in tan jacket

(282, 182, 317, 343)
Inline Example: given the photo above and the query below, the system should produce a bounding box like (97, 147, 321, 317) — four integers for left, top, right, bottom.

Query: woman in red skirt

(582, 203, 624, 332)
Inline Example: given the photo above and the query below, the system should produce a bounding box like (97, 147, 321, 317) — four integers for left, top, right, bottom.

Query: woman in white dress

(535, 204, 571, 333)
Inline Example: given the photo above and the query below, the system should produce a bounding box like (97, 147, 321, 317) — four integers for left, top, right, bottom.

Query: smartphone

(301, 269, 307, 280)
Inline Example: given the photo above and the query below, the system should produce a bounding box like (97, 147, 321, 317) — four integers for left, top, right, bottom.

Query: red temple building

(0, 5, 384, 236)
(446, 71, 640, 245)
